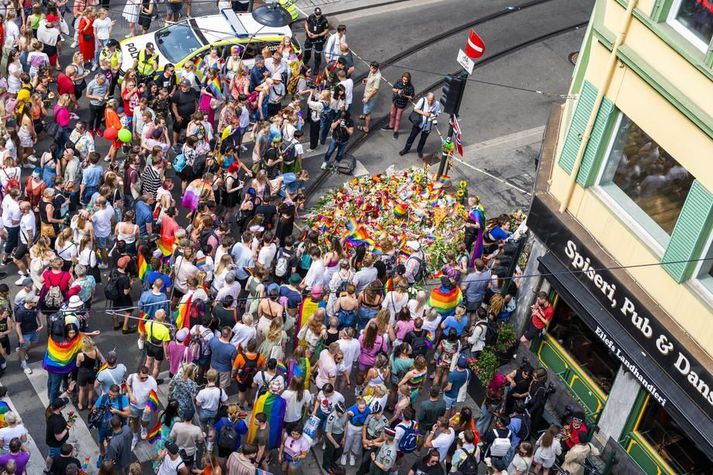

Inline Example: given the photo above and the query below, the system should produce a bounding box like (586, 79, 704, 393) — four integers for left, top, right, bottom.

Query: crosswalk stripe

(0, 382, 49, 475)
(26, 362, 101, 468)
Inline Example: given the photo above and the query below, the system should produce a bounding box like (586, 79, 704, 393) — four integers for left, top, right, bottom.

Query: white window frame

(690, 231, 713, 297)
(666, 0, 711, 52)
(593, 113, 673, 253)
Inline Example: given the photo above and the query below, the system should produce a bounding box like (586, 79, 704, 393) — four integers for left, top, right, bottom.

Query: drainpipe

(559, 0, 638, 213)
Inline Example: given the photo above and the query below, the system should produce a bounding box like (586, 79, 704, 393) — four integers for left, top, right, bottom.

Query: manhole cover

(569, 51, 579, 65)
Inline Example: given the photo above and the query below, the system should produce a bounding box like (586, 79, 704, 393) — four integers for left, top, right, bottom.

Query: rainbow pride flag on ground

(43, 335, 84, 375)
(428, 285, 463, 317)
(247, 392, 286, 450)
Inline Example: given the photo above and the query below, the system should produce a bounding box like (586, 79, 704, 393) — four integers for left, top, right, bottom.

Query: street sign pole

(436, 114, 456, 180)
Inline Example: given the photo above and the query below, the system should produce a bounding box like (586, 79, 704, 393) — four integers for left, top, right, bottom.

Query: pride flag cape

(287, 357, 311, 390)
(468, 205, 486, 267)
(138, 311, 148, 335)
(294, 298, 322, 347)
(138, 253, 150, 281)
(247, 392, 286, 450)
(428, 285, 463, 317)
(180, 184, 202, 212)
(174, 295, 193, 330)
(43, 335, 84, 375)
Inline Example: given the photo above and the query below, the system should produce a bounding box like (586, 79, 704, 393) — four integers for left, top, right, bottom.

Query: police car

(119, 9, 297, 77)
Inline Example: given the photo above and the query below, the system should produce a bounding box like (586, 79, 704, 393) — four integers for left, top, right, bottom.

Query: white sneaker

(21, 363, 31, 375)
(70, 41, 78, 48)
(240, 145, 248, 152)
(321, 162, 328, 170)
(26, 155, 37, 163)
(98, 263, 108, 270)
(103, 156, 111, 162)
(349, 454, 355, 466)
(140, 427, 147, 439)
(91, 64, 98, 71)
(340, 455, 347, 466)
(14, 276, 26, 286)
(321, 441, 326, 450)
(70, 113, 79, 120)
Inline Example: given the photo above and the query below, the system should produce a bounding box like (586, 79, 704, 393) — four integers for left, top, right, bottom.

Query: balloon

(118, 129, 132, 143)
(103, 127, 118, 141)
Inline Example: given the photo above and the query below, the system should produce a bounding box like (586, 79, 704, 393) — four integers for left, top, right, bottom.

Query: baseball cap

(24, 294, 39, 304)
(146, 42, 155, 50)
(21, 277, 33, 287)
(457, 354, 468, 369)
(176, 328, 189, 342)
(384, 427, 396, 438)
(180, 79, 191, 86)
(335, 402, 346, 413)
(50, 397, 69, 409)
(314, 7, 322, 15)
(267, 283, 280, 295)
(371, 401, 382, 413)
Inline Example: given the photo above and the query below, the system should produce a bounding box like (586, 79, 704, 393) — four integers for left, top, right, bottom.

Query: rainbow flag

(425, 330, 435, 350)
(147, 421, 162, 444)
(0, 401, 10, 429)
(195, 255, 207, 268)
(287, 357, 311, 390)
(156, 237, 174, 257)
(146, 389, 159, 413)
(194, 56, 204, 71)
(208, 78, 224, 100)
(138, 253, 150, 281)
(276, 360, 287, 376)
(138, 311, 148, 335)
(428, 285, 463, 317)
(174, 295, 192, 330)
(43, 335, 84, 375)
(247, 392, 286, 450)
(97, 361, 109, 374)
(295, 298, 321, 347)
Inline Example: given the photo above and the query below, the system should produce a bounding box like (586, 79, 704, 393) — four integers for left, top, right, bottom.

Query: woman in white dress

(122, 0, 141, 37)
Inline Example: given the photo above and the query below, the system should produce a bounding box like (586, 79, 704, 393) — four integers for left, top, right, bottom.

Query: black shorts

(172, 117, 189, 133)
(12, 242, 28, 260)
(523, 322, 541, 341)
(77, 368, 97, 386)
(236, 379, 251, 393)
(168, 2, 182, 13)
(146, 342, 165, 361)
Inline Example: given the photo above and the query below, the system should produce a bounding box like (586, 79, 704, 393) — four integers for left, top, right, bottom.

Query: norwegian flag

(451, 117, 464, 156)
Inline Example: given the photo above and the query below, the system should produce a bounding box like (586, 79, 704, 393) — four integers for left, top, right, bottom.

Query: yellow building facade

(520, 0, 713, 473)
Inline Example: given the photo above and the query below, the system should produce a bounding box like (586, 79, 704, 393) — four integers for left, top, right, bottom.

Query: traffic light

(440, 74, 468, 115)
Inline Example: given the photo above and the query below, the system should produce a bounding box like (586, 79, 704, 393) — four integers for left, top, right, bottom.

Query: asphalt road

(0, 0, 593, 473)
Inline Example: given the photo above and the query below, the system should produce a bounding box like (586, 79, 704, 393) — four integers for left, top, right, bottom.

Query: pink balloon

(103, 127, 118, 141)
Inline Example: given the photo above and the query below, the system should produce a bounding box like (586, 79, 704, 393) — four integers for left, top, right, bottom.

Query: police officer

(99, 39, 123, 96)
(135, 42, 159, 84)
(303, 7, 329, 72)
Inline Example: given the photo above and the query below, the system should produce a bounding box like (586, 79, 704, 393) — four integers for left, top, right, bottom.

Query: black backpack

(409, 330, 429, 357)
(458, 447, 479, 475)
(218, 420, 238, 450)
(484, 320, 498, 346)
(199, 229, 218, 251)
(237, 353, 259, 384)
(47, 312, 66, 340)
(104, 270, 120, 301)
(516, 413, 531, 440)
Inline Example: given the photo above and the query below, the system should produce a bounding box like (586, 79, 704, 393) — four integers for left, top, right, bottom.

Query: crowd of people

(0, 0, 601, 475)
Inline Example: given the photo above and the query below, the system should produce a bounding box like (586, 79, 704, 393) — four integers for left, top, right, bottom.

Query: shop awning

(538, 252, 713, 458)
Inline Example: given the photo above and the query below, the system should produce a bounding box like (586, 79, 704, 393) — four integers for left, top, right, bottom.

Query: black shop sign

(528, 197, 713, 414)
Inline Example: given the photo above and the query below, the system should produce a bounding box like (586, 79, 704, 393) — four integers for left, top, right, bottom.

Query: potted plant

(474, 347, 499, 386)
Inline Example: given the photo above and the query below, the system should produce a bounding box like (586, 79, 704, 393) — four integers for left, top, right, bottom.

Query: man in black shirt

(153, 63, 177, 94)
(322, 110, 354, 168)
(15, 295, 42, 375)
(303, 8, 329, 72)
(212, 296, 237, 328)
(254, 195, 278, 229)
(171, 79, 199, 143)
(49, 443, 81, 475)
(45, 398, 73, 466)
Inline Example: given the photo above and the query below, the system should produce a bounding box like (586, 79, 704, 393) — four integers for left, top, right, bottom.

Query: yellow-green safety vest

(101, 49, 121, 70)
(137, 49, 158, 76)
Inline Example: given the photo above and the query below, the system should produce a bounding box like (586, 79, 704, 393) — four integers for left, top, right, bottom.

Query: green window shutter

(559, 81, 598, 174)
(576, 96, 615, 187)
(662, 180, 713, 282)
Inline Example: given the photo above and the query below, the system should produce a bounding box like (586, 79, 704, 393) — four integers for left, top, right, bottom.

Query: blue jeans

(47, 373, 63, 404)
(323, 138, 348, 163)
(476, 402, 493, 435)
(319, 113, 333, 145)
(81, 185, 98, 205)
